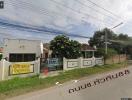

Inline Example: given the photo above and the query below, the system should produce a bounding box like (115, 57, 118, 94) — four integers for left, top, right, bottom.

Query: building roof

(43, 43, 50, 50)
(81, 44, 96, 51)
(0, 47, 3, 53)
(4, 38, 41, 42)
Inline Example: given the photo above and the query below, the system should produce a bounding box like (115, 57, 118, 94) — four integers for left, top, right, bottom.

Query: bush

(0, 54, 2, 60)
(95, 48, 117, 58)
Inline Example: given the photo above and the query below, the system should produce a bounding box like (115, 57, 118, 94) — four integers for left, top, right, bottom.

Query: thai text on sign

(10, 63, 34, 75)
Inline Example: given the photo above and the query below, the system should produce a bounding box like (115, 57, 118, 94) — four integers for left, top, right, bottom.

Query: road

(8, 66, 132, 100)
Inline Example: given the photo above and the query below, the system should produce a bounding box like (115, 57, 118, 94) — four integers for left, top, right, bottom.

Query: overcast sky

(0, 0, 132, 43)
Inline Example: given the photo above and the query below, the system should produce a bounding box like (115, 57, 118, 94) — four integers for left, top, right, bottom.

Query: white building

(0, 39, 44, 81)
(3, 38, 43, 62)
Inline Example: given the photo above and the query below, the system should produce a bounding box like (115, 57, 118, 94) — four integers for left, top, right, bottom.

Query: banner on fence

(9, 63, 34, 75)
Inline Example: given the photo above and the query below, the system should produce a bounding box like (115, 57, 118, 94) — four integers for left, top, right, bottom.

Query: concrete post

(92, 56, 96, 66)
(0, 60, 2, 80)
(63, 57, 67, 70)
(92, 51, 95, 58)
(37, 58, 40, 74)
(79, 57, 83, 68)
(1, 59, 5, 80)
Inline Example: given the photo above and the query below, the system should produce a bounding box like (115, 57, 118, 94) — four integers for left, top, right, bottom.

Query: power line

(21, 0, 125, 29)
(1, 1, 92, 38)
(76, 0, 117, 22)
(9, 0, 92, 28)
(0, 18, 91, 38)
(18, 0, 114, 30)
(0, 0, 122, 39)
(85, 0, 132, 28)
(6, 0, 112, 33)
(86, 0, 123, 19)
(19, 0, 112, 26)
(7, 0, 72, 33)
(49, 0, 113, 25)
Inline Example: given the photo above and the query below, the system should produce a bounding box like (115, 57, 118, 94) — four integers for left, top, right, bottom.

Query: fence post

(92, 56, 96, 66)
(79, 57, 83, 68)
(0, 60, 2, 80)
(63, 57, 66, 70)
(119, 55, 120, 63)
(1, 59, 5, 80)
(37, 58, 40, 74)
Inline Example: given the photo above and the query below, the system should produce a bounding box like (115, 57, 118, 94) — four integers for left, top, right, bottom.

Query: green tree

(89, 28, 116, 48)
(89, 28, 130, 54)
(126, 45, 132, 59)
(50, 35, 81, 59)
(0, 54, 2, 60)
(118, 33, 129, 40)
(95, 48, 117, 58)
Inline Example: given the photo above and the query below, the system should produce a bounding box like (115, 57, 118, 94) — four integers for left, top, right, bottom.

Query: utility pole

(105, 22, 123, 55)
(105, 29, 108, 54)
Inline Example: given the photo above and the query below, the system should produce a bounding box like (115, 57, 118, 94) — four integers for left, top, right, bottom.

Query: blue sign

(47, 58, 61, 67)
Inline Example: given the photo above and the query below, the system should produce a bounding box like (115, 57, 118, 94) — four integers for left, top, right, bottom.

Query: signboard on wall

(9, 63, 34, 75)
(47, 58, 62, 67)
(95, 59, 103, 65)
(83, 60, 92, 66)
(67, 61, 78, 68)
(47, 58, 59, 65)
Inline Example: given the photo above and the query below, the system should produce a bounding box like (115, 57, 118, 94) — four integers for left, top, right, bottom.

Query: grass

(0, 62, 127, 99)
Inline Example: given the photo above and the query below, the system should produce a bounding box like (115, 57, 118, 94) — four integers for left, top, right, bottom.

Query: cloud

(0, 0, 132, 44)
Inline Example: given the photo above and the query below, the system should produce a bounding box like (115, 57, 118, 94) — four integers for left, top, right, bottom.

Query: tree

(89, 28, 116, 48)
(118, 33, 128, 40)
(50, 35, 81, 59)
(126, 45, 132, 59)
(95, 48, 117, 58)
(0, 54, 2, 60)
(89, 28, 130, 54)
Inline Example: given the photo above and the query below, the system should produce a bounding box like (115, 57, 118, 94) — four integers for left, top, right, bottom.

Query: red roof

(81, 44, 96, 51)
(0, 47, 3, 53)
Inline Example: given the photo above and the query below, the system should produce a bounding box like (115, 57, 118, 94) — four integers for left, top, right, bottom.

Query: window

(86, 51, 93, 58)
(81, 51, 93, 58)
(9, 53, 36, 62)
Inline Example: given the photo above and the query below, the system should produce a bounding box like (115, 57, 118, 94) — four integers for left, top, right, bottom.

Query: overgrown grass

(0, 62, 127, 99)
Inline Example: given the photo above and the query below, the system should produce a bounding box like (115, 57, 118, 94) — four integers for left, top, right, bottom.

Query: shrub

(95, 48, 117, 58)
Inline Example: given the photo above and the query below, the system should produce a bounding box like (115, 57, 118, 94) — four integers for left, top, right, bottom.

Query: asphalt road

(8, 66, 132, 100)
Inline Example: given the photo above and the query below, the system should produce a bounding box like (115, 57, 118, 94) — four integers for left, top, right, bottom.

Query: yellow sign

(10, 63, 33, 75)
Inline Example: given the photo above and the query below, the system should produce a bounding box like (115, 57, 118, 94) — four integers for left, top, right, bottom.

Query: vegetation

(50, 35, 81, 59)
(95, 48, 117, 58)
(89, 28, 117, 48)
(0, 54, 2, 60)
(118, 33, 129, 40)
(0, 62, 127, 99)
(89, 28, 132, 58)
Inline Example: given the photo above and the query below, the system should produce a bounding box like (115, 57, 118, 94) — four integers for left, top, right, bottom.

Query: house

(3, 38, 43, 62)
(0, 47, 3, 54)
(43, 43, 52, 59)
(81, 44, 96, 58)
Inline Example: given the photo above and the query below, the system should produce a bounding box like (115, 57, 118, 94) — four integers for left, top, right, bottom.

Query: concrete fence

(105, 54, 127, 64)
(63, 57, 104, 70)
(0, 58, 40, 81)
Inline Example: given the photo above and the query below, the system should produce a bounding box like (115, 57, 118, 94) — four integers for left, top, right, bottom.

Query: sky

(0, 0, 132, 44)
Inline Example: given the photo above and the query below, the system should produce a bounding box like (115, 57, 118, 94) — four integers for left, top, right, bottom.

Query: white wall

(63, 57, 104, 70)
(3, 39, 43, 59)
(0, 61, 2, 80)
(0, 58, 40, 81)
